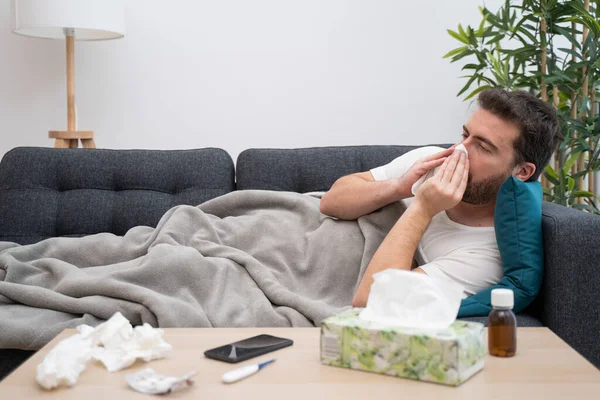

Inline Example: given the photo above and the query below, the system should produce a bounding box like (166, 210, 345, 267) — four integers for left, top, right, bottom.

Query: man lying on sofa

(319, 88, 560, 307)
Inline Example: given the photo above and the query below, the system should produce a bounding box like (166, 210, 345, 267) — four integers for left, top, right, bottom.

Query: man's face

(459, 108, 520, 205)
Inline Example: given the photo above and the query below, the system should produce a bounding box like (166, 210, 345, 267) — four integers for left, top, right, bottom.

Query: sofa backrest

(235, 145, 452, 192)
(0, 147, 235, 244)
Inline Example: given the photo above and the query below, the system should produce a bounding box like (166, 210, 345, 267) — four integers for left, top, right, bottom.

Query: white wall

(0, 0, 503, 162)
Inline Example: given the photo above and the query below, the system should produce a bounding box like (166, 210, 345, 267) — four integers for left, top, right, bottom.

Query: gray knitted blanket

(0, 190, 403, 350)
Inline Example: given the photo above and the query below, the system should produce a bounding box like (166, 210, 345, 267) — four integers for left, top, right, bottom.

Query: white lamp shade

(11, 0, 125, 40)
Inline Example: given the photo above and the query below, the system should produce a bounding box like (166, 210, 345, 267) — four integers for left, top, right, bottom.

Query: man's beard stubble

(461, 170, 512, 205)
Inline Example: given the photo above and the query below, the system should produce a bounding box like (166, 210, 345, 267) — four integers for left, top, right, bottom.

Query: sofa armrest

(541, 202, 600, 367)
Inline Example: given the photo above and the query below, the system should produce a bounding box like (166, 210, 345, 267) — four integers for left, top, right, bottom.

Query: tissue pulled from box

(36, 312, 172, 390)
(358, 269, 463, 331)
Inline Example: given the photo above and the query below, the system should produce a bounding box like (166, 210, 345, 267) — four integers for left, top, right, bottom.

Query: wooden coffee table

(0, 327, 598, 399)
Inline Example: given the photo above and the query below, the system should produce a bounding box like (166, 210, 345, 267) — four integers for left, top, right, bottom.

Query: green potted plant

(445, 0, 600, 213)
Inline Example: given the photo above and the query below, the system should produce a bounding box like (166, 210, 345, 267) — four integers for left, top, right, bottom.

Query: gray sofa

(0, 146, 598, 381)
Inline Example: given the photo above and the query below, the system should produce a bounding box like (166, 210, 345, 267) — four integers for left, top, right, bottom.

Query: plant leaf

(567, 176, 576, 192)
(544, 165, 560, 185)
(451, 49, 475, 62)
(572, 190, 595, 198)
(464, 85, 492, 100)
(461, 63, 482, 70)
(486, 34, 504, 46)
(477, 10, 489, 36)
(457, 74, 479, 97)
(458, 23, 467, 39)
(553, 26, 582, 50)
(558, 47, 583, 60)
(447, 29, 470, 45)
(562, 151, 580, 175)
(443, 46, 469, 59)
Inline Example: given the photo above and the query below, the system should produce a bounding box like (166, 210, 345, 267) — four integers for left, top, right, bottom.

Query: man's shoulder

(387, 146, 448, 164)
(371, 146, 448, 181)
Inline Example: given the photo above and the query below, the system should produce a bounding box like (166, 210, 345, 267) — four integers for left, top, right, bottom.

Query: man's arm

(319, 172, 406, 220)
(352, 201, 432, 306)
(320, 146, 455, 220)
(352, 150, 469, 307)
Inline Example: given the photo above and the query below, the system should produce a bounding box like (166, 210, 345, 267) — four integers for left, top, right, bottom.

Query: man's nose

(460, 137, 474, 152)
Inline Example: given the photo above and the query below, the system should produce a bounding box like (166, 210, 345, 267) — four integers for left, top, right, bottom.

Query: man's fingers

(456, 158, 469, 195)
(450, 152, 467, 186)
(422, 157, 447, 170)
(434, 154, 451, 178)
(440, 151, 461, 183)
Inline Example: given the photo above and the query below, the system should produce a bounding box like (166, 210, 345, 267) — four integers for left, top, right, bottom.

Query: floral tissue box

(320, 308, 485, 387)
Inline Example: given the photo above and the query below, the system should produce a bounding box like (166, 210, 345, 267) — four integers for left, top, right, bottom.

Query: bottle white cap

(491, 288, 514, 308)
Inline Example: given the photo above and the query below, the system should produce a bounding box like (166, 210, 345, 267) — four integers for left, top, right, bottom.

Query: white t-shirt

(370, 146, 503, 298)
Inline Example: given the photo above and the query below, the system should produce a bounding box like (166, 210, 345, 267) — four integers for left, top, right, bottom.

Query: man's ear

(512, 162, 536, 182)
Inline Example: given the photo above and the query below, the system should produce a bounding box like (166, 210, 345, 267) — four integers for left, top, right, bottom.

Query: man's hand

(320, 145, 457, 221)
(394, 145, 457, 196)
(414, 150, 469, 218)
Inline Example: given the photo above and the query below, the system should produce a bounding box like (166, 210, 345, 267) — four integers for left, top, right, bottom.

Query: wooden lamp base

(53, 31, 97, 150)
(49, 130, 96, 149)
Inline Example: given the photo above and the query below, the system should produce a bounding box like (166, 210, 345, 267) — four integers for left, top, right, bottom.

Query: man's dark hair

(478, 88, 560, 181)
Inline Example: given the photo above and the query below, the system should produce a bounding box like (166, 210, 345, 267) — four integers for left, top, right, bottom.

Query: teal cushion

(457, 176, 544, 317)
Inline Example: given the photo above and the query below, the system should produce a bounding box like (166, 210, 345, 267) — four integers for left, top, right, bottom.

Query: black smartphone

(204, 334, 294, 363)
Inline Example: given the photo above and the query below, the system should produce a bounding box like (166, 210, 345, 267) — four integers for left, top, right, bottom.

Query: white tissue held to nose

(411, 144, 469, 196)
(454, 143, 468, 156)
(36, 312, 172, 390)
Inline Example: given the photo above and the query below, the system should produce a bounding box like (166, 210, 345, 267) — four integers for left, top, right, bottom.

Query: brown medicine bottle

(488, 288, 517, 357)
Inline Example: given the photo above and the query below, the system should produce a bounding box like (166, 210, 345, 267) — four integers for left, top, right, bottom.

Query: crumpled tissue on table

(36, 312, 172, 390)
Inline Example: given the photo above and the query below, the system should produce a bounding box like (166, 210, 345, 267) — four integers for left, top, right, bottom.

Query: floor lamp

(11, 0, 125, 148)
